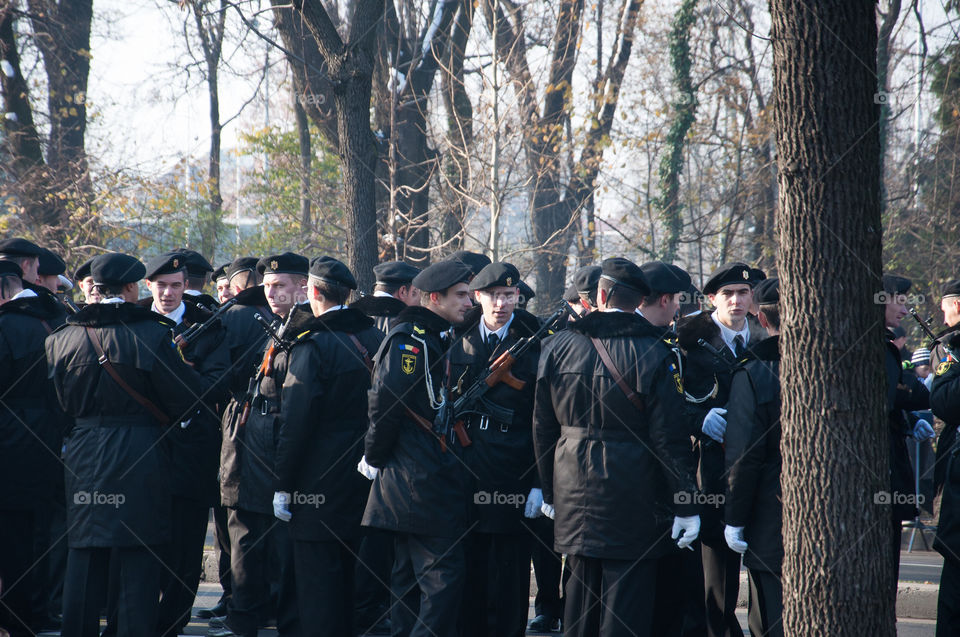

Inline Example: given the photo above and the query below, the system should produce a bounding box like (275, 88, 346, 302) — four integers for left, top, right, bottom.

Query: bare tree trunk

(770, 1, 894, 635)
(294, 95, 313, 237)
(440, 0, 474, 248)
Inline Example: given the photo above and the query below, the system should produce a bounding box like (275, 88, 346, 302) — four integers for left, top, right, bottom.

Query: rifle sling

(84, 326, 171, 424)
(589, 336, 645, 412)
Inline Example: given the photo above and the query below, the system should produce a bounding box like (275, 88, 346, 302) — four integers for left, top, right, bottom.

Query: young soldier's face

(216, 278, 234, 303)
(942, 297, 960, 327)
(430, 282, 473, 324)
(710, 284, 752, 327)
(147, 272, 186, 314)
(884, 294, 908, 329)
(475, 286, 518, 330)
(80, 276, 101, 304)
(263, 273, 307, 317)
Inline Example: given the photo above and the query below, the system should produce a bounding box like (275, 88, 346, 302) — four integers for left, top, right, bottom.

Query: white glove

(724, 524, 748, 554)
(671, 515, 701, 550)
(357, 455, 378, 480)
(273, 491, 292, 522)
(701, 407, 727, 443)
(912, 419, 935, 441)
(525, 488, 544, 519)
(541, 502, 556, 520)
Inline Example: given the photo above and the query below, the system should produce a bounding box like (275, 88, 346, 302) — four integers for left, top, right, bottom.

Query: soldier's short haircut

(309, 276, 351, 305)
(186, 274, 206, 289)
(640, 291, 671, 308)
(759, 305, 780, 330)
(578, 290, 598, 306)
(0, 272, 23, 299)
(598, 277, 642, 310)
(94, 283, 127, 298)
(0, 254, 36, 269)
(374, 282, 402, 296)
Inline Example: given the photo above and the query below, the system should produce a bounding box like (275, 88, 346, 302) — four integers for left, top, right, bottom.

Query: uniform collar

(372, 290, 395, 298)
(153, 300, 186, 325)
(711, 310, 750, 354)
(319, 304, 347, 316)
(11, 288, 37, 300)
(479, 312, 514, 342)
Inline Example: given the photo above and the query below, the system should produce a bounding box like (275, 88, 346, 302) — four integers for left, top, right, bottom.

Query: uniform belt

(255, 397, 279, 416)
(469, 414, 509, 433)
(74, 415, 157, 428)
(560, 424, 639, 442)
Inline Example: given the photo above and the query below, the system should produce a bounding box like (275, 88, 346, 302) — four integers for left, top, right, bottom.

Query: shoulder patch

(937, 361, 954, 376)
(412, 325, 425, 335)
(401, 352, 417, 374)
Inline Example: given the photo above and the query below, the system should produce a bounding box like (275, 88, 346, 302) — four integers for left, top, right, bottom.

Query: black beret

(703, 262, 753, 296)
(37, 247, 66, 276)
(881, 274, 911, 295)
(91, 253, 146, 287)
(450, 250, 491, 275)
(413, 260, 473, 293)
(0, 237, 42, 257)
(176, 249, 213, 276)
(74, 257, 95, 281)
(227, 257, 259, 281)
(469, 262, 521, 292)
(600, 257, 651, 296)
(573, 265, 602, 295)
(374, 260, 421, 286)
(145, 251, 188, 280)
(309, 256, 357, 290)
(213, 262, 230, 282)
(517, 279, 535, 301)
(640, 261, 691, 295)
(754, 277, 779, 305)
(748, 267, 767, 286)
(563, 282, 580, 303)
(942, 280, 960, 299)
(257, 253, 308, 277)
(0, 261, 23, 278)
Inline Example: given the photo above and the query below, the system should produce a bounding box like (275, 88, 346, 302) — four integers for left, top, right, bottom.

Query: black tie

(733, 334, 745, 358)
(487, 333, 500, 352)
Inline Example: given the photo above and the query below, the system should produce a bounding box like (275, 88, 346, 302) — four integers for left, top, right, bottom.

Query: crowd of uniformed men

(0, 235, 959, 637)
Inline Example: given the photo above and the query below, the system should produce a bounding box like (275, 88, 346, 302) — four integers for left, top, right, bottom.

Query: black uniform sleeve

(149, 332, 216, 424)
(364, 334, 424, 467)
(931, 361, 960, 421)
(647, 357, 700, 518)
(724, 368, 762, 527)
(184, 324, 232, 408)
(533, 343, 561, 506)
(275, 341, 323, 492)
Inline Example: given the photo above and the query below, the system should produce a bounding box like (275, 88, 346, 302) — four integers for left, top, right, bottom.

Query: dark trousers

(354, 526, 393, 624)
(213, 503, 232, 602)
(44, 497, 69, 618)
(61, 545, 159, 637)
(701, 534, 742, 637)
(156, 497, 210, 637)
(938, 556, 960, 637)
(563, 554, 657, 637)
(747, 569, 783, 637)
(461, 532, 531, 637)
(0, 509, 35, 637)
(530, 516, 565, 620)
(293, 539, 358, 637)
(653, 545, 707, 637)
(390, 532, 465, 637)
(227, 507, 299, 637)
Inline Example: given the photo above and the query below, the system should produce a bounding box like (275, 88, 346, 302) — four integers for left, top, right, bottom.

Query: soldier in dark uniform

(206, 258, 275, 622)
(676, 261, 763, 637)
(45, 252, 212, 637)
(178, 248, 219, 310)
(451, 249, 492, 278)
(213, 262, 233, 304)
(572, 265, 601, 315)
(212, 253, 308, 637)
(534, 258, 701, 637)
(270, 257, 383, 636)
(0, 237, 42, 285)
(362, 259, 474, 637)
(928, 316, 960, 637)
(74, 257, 101, 305)
(351, 260, 422, 333)
(879, 274, 932, 603)
(0, 259, 67, 637)
(448, 262, 543, 637)
(141, 252, 231, 637)
(226, 256, 261, 297)
(517, 279, 535, 311)
(723, 277, 783, 637)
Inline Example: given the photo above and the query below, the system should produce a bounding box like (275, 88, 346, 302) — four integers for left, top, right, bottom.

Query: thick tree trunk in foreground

(771, 1, 893, 635)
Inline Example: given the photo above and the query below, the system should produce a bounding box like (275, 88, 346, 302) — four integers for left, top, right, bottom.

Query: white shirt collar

(479, 312, 514, 342)
(710, 310, 750, 354)
(153, 301, 186, 325)
(11, 288, 38, 300)
(184, 289, 201, 296)
(601, 307, 626, 313)
(372, 290, 395, 298)
(101, 297, 125, 304)
(319, 304, 347, 316)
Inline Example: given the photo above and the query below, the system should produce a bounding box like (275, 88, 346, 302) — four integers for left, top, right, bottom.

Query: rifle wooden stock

(485, 351, 526, 391)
